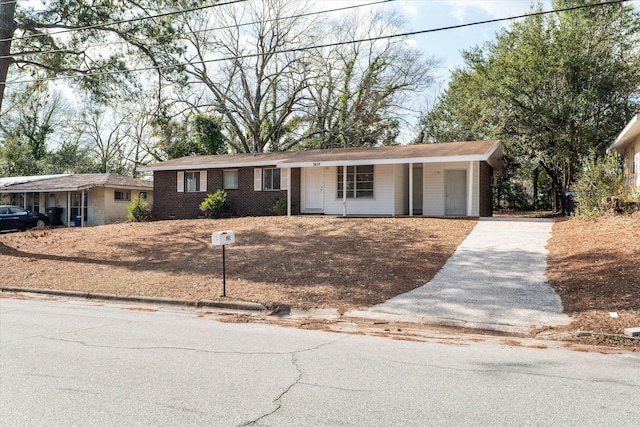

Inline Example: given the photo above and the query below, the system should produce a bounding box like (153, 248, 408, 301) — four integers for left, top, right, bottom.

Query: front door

(445, 170, 467, 216)
(303, 168, 324, 212)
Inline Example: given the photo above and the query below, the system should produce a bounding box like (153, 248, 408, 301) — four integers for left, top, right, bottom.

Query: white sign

(212, 230, 235, 246)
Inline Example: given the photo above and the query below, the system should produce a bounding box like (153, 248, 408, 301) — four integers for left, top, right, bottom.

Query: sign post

(211, 230, 235, 297)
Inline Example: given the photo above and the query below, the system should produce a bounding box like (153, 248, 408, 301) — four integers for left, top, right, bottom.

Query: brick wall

(152, 167, 301, 220)
(479, 161, 493, 217)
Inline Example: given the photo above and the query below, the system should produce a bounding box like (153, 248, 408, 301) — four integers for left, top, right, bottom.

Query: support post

(287, 167, 291, 217)
(342, 165, 347, 217)
(409, 163, 414, 217)
(221, 245, 226, 297)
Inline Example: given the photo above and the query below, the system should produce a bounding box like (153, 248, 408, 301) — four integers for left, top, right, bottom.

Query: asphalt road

(1, 298, 639, 426)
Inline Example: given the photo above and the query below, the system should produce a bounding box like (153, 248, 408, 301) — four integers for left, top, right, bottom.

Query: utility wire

(1, 0, 393, 60)
(2, 0, 633, 87)
(0, 0, 248, 44)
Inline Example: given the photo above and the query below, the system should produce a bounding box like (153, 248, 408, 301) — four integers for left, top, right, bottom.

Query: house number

(313, 162, 320, 166)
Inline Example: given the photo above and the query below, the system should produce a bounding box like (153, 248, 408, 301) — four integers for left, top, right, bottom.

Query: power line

(2, 0, 633, 87)
(1, 0, 393, 61)
(0, 0, 248, 44)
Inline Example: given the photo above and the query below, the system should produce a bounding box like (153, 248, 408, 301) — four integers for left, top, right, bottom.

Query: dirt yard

(1, 214, 638, 348)
(546, 213, 640, 348)
(0, 217, 475, 312)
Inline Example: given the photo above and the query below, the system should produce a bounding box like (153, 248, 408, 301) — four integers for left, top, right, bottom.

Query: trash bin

(562, 192, 577, 216)
(46, 207, 63, 226)
(74, 215, 82, 227)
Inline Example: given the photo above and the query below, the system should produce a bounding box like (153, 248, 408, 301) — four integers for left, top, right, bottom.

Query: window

(263, 168, 281, 190)
(114, 191, 131, 201)
(223, 170, 239, 189)
(177, 171, 207, 193)
(337, 165, 374, 198)
(185, 171, 200, 192)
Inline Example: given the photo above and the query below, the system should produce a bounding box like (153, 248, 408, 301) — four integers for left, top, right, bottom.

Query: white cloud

(446, 0, 552, 22)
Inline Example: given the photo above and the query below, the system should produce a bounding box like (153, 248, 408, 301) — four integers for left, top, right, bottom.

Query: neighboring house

(138, 140, 503, 219)
(608, 114, 640, 196)
(0, 174, 153, 226)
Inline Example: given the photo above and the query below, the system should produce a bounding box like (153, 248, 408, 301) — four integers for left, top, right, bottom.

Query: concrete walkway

(347, 218, 571, 333)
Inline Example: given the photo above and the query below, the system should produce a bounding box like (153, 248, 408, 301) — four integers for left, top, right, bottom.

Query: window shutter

(280, 168, 288, 190)
(200, 170, 207, 192)
(254, 168, 262, 191)
(177, 171, 184, 192)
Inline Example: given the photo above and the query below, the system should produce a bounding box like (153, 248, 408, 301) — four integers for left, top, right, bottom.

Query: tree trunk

(0, 2, 16, 113)
(532, 167, 539, 210)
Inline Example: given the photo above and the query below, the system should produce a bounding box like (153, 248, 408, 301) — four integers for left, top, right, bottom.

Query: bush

(270, 197, 287, 215)
(127, 193, 152, 222)
(573, 153, 623, 216)
(199, 190, 229, 218)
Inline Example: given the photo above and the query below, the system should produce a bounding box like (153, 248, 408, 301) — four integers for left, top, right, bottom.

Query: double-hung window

(263, 168, 281, 191)
(223, 170, 239, 190)
(177, 171, 207, 193)
(337, 165, 374, 198)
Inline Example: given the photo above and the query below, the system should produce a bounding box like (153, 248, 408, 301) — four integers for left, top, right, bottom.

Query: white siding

(423, 161, 480, 216)
(393, 164, 409, 216)
(322, 165, 395, 215)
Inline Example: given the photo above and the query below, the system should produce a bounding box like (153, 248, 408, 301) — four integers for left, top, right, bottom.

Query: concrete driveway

(348, 218, 571, 333)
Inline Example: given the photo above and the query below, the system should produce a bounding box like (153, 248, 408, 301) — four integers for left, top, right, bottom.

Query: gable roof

(608, 114, 640, 154)
(0, 174, 153, 193)
(138, 140, 503, 172)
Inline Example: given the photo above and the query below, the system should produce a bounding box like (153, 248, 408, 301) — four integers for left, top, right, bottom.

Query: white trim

(254, 168, 262, 191)
(280, 167, 289, 190)
(138, 160, 282, 172)
(608, 114, 640, 153)
(199, 170, 207, 192)
(281, 154, 490, 169)
(286, 168, 291, 216)
(467, 161, 474, 216)
(409, 163, 413, 217)
(177, 171, 184, 193)
(138, 154, 497, 172)
(342, 165, 347, 217)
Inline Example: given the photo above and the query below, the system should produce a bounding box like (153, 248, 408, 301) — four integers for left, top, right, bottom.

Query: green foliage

(1, 0, 186, 111)
(191, 114, 226, 155)
(199, 190, 229, 218)
(269, 197, 287, 216)
(153, 112, 227, 159)
(418, 0, 640, 210)
(127, 193, 152, 222)
(573, 152, 623, 216)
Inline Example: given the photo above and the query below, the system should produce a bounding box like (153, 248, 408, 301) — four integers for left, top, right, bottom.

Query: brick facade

(479, 161, 494, 217)
(152, 167, 301, 220)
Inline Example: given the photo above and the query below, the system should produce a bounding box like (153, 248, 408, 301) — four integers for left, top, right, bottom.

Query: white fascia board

(608, 114, 640, 153)
(137, 160, 280, 172)
(280, 154, 490, 169)
(0, 187, 79, 193)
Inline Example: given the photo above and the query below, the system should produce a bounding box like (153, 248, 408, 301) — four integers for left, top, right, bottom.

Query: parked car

(0, 205, 49, 232)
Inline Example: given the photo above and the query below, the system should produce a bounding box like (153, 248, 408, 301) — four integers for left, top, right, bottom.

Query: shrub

(127, 193, 152, 222)
(270, 197, 287, 215)
(200, 190, 229, 218)
(573, 152, 623, 216)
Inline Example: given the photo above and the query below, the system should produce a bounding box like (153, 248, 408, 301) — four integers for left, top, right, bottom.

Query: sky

(355, 0, 639, 83)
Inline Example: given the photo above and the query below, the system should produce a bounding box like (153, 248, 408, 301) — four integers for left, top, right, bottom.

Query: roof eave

(137, 160, 279, 172)
(608, 114, 640, 154)
(280, 154, 493, 168)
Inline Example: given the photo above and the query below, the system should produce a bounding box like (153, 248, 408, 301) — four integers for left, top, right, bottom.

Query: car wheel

(36, 219, 46, 228)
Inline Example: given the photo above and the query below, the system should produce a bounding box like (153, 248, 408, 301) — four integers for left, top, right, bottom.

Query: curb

(0, 287, 267, 312)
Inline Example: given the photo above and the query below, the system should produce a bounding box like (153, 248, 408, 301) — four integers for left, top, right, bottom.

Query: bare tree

(302, 9, 438, 148)
(176, 0, 319, 153)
